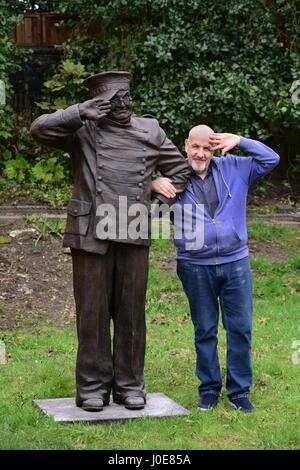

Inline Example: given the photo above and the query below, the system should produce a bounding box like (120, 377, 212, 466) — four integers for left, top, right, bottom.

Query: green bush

(1, 0, 299, 204)
(0, 1, 74, 206)
(0, 1, 31, 145)
(36, 59, 89, 112)
(53, 0, 299, 151)
(0, 111, 72, 206)
(0, 57, 86, 204)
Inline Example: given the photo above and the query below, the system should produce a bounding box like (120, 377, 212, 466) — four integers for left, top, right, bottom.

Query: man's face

(185, 135, 214, 175)
(107, 89, 132, 124)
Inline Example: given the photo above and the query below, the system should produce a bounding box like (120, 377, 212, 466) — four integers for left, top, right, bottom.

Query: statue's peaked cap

(84, 71, 132, 100)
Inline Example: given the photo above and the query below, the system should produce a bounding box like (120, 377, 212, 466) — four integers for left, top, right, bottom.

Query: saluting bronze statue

(30, 71, 190, 411)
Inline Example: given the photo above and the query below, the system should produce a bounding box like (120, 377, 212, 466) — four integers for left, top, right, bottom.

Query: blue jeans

(177, 257, 253, 399)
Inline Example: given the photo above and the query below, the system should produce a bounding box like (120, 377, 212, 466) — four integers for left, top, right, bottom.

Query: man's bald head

(185, 124, 215, 177)
(188, 124, 215, 140)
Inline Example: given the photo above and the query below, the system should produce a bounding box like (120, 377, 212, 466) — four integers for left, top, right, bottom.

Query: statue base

(33, 392, 189, 423)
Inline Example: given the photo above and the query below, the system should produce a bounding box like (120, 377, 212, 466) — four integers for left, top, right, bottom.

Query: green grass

(0, 222, 299, 449)
(248, 219, 296, 243)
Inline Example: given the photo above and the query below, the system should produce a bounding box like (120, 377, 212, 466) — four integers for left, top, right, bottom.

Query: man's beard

(191, 160, 207, 174)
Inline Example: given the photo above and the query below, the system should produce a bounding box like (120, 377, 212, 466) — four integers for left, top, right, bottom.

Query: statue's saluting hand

(78, 97, 111, 122)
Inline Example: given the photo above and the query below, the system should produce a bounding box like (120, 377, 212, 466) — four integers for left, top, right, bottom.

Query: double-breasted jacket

(30, 104, 190, 254)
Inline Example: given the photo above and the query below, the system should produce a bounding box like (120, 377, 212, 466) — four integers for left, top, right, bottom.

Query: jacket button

(142, 158, 146, 163)
(73, 209, 78, 214)
(138, 182, 143, 187)
(98, 164, 103, 169)
(97, 189, 102, 194)
(97, 176, 102, 181)
(136, 195, 141, 201)
(140, 170, 145, 175)
(143, 148, 146, 152)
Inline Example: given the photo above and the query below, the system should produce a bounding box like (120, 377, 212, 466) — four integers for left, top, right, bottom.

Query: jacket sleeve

(153, 127, 191, 205)
(30, 104, 84, 151)
(235, 137, 280, 185)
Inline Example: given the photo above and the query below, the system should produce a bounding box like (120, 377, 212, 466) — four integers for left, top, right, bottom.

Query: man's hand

(208, 133, 240, 156)
(78, 97, 111, 122)
(152, 177, 176, 199)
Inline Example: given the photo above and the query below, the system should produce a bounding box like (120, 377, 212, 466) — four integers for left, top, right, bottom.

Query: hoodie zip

(182, 160, 233, 257)
(186, 160, 232, 220)
(218, 164, 232, 198)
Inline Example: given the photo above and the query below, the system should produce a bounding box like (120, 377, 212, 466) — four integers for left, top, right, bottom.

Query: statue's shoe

(123, 396, 146, 410)
(80, 398, 105, 412)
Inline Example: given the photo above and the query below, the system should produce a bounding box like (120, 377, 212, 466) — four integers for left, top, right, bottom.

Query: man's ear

(184, 138, 189, 153)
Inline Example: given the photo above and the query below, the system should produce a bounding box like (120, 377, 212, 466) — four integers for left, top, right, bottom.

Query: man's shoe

(228, 396, 255, 413)
(80, 398, 105, 412)
(198, 394, 218, 411)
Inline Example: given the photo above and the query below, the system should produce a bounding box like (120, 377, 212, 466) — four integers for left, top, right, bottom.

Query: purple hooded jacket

(173, 137, 280, 265)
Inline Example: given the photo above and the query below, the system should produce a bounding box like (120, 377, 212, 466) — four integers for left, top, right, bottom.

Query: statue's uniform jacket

(30, 104, 190, 253)
(30, 103, 190, 403)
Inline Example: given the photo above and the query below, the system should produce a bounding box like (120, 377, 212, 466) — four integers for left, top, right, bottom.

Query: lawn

(0, 220, 299, 450)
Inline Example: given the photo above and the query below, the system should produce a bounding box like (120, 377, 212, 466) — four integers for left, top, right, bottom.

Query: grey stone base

(33, 393, 189, 423)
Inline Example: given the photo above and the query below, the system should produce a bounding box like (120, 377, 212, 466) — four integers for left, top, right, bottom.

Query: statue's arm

(154, 129, 191, 205)
(30, 99, 111, 150)
(30, 104, 84, 150)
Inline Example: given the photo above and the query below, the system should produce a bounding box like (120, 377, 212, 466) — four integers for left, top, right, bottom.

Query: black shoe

(124, 396, 146, 410)
(228, 396, 255, 413)
(198, 394, 218, 411)
(79, 398, 105, 412)
(114, 396, 146, 410)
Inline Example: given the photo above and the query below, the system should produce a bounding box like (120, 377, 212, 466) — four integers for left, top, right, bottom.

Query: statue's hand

(78, 98, 111, 122)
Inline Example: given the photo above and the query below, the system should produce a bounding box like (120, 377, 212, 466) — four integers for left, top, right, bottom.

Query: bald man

(153, 126, 280, 412)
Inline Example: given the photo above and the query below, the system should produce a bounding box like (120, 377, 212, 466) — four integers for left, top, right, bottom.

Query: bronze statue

(30, 71, 190, 411)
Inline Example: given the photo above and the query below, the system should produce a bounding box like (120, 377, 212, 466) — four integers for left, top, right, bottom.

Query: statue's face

(107, 89, 132, 124)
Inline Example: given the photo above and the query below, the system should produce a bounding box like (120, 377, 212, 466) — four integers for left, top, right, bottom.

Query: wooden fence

(14, 12, 73, 48)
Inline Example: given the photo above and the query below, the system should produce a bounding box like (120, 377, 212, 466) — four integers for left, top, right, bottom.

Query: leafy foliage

(0, 0, 31, 143)
(2, 153, 67, 185)
(0, 55, 84, 205)
(0, 112, 72, 202)
(24, 214, 64, 245)
(1, 0, 300, 203)
(37, 59, 89, 112)
(51, 0, 300, 150)
(0, 1, 73, 206)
